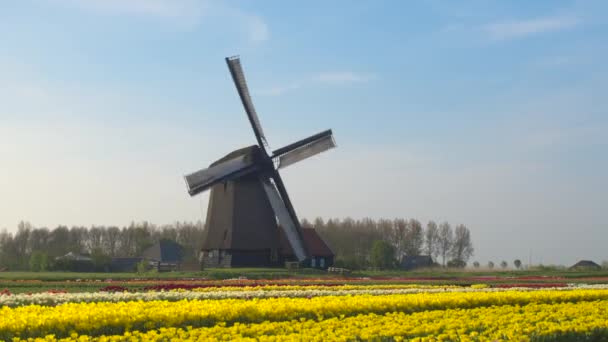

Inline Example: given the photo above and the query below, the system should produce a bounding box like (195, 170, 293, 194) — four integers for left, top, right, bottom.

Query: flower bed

(14, 300, 608, 341)
(2, 288, 608, 339)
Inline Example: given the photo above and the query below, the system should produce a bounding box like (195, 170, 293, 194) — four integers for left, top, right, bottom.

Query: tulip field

(2, 276, 608, 341)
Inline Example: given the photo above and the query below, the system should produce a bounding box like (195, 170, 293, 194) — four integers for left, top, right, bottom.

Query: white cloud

(485, 16, 579, 40)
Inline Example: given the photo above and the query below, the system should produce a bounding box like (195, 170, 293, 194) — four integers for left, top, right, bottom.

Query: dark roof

(280, 228, 334, 258)
(400, 255, 434, 270)
(570, 260, 601, 269)
(142, 240, 183, 263)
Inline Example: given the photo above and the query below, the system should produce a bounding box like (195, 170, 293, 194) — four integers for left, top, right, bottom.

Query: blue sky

(1, 0, 607, 265)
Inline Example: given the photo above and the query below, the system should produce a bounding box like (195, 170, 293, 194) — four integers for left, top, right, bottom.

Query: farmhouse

(142, 239, 183, 271)
(279, 227, 335, 269)
(569, 260, 601, 270)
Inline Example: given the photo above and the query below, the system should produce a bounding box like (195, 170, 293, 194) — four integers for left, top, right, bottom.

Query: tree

(450, 224, 474, 264)
(391, 218, 407, 257)
(29, 251, 48, 272)
(370, 240, 395, 269)
(90, 248, 111, 272)
(48, 226, 70, 257)
(403, 219, 424, 257)
(104, 226, 121, 257)
(514, 259, 522, 269)
(487, 261, 495, 269)
(424, 221, 439, 258)
(473, 261, 480, 268)
(437, 222, 453, 266)
(500, 261, 508, 269)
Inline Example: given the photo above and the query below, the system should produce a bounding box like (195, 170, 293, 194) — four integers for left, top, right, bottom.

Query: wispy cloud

(484, 16, 579, 41)
(53, 0, 269, 43)
(246, 14, 270, 42)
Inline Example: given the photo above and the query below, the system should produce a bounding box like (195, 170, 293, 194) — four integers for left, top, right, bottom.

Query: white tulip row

(1, 283, 605, 308)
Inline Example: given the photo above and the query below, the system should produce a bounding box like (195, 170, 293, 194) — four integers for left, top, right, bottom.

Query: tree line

(304, 217, 473, 269)
(0, 217, 473, 271)
(0, 221, 205, 271)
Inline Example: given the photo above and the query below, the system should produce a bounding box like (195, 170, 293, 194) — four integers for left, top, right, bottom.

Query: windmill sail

(185, 155, 257, 196)
(273, 130, 336, 169)
(260, 177, 307, 261)
(226, 56, 267, 148)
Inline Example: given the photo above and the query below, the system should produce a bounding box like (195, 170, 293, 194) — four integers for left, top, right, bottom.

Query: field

(2, 270, 608, 341)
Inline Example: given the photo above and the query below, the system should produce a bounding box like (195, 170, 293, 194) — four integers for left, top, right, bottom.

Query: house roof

(570, 260, 601, 269)
(142, 240, 183, 263)
(280, 227, 334, 257)
(56, 252, 92, 261)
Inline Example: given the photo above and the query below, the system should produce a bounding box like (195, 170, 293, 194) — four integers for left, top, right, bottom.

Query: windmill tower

(184, 56, 336, 267)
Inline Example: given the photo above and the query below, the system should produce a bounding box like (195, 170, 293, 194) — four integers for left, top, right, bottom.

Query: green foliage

(447, 259, 466, 268)
(334, 255, 368, 270)
(136, 260, 148, 274)
(28, 251, 48, 272)
(531, 264, 567, 272)
(370, 240, 395, 269)
(90, 248, 111, 272)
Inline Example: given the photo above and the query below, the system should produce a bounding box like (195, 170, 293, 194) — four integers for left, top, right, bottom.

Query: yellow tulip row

(2, 289, 608, 339)
(11, 300, 608, 342)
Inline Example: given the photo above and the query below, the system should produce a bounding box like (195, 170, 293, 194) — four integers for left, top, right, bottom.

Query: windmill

(184, 56, 336, 267)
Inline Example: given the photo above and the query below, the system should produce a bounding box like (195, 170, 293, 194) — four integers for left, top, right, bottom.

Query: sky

(1, 0, 607, 266)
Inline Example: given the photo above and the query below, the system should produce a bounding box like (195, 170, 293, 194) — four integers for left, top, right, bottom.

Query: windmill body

(185, 56, 336, 268)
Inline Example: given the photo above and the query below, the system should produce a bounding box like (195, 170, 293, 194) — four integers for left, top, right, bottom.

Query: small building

(569, 260, 601, 271)
(54, 252, 94, 272)
(142, 240, 183, 271)
(400, 255, 435, 270)
(56, 252, 92, 262)
(280, 228, 334, 269)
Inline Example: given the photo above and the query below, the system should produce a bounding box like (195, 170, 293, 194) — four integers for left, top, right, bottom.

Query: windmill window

(320, 257, 325, 268)
(311, 258, 316, 268)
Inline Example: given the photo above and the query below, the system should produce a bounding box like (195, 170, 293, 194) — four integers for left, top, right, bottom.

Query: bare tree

(437, 222, 453, 266)
(424, 221, 439, 259)
(104, 227, 121, 257)
(403, 219, 424, 256)
(450, 224, 474, 264)
(392, 218, 407, 258)
(500, 260, 508, 269)
(488, 261, 494, 269)
(87, 226, 104, 253)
